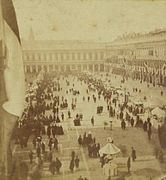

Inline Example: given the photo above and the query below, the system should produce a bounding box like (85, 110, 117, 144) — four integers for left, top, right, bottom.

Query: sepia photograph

(1, 0, 166, 179)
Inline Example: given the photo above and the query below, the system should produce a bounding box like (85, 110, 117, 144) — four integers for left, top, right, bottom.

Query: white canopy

(151, 107, 165, 118)
(99, 142, 121, 156)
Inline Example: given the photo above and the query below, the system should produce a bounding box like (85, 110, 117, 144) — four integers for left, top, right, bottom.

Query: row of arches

(23, 51, 105, 61)
(25, 63, 105, 73)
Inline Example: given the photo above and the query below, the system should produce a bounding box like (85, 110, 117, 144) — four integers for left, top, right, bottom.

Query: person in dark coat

(121, 120, 126, 130)
(91, 116, 94, 126)
(55, 157, 62, 174)
(88, 144, 92, 157)
(71, 151, 76, 160)
(53, 137, 58, 150)
(69, 159, 75, 173)
(61, 113, 64, 121)
(52, 125, 57, 138)
(143, 121, 147, 131)
(29, 150, 33, 164)
(147, 120, 152, 131)
(68, 111, 71, 118)
(41, 142, 45, 154)
(75, 155, 80, 169)
(56, 116, 60, 123)
(148, 129, 152, 140)
(131, 147, 136, 161)
(49, 160, 56, 175)
(47, 125, 51, 138)
(32, 137, 36, 149)
(120, 111, 123, 120)
(130, 117, 134, 127)
(48, 138, 53, 151)
(53, 107, 56, 115)
(36, 146, 41, 157)
(127, 157, 131, 173)
(78, 135, 83, 146)
(48, 151, 53, 162)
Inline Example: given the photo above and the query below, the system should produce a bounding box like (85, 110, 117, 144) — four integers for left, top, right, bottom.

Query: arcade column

(24, 65, 27, 73)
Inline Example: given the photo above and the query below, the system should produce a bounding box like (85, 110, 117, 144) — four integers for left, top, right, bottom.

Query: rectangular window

(149, 50, 153, 56)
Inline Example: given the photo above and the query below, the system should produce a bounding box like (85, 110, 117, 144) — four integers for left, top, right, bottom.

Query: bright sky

(13, 0, 166, 42)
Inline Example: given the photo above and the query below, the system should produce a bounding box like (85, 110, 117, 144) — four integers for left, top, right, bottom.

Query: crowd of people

(11, 70, 162, 179)
(78, 73, 154, 141)
(78, 131, 100, 158)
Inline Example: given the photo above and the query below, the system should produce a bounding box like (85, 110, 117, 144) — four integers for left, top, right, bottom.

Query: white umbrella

(151, 107, 165, 118)
(99, 142, 120, 156)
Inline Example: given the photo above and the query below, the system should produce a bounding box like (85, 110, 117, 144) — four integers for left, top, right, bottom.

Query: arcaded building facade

(22, 34, 106, 74)
(105, 30, 166, 86)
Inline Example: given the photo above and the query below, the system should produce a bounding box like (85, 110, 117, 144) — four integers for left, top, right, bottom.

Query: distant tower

(29, 28, 35, 41)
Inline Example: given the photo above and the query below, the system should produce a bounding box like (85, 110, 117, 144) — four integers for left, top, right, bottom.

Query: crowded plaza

(1, 0, 166, 180)
(9, 69, 166, 180)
